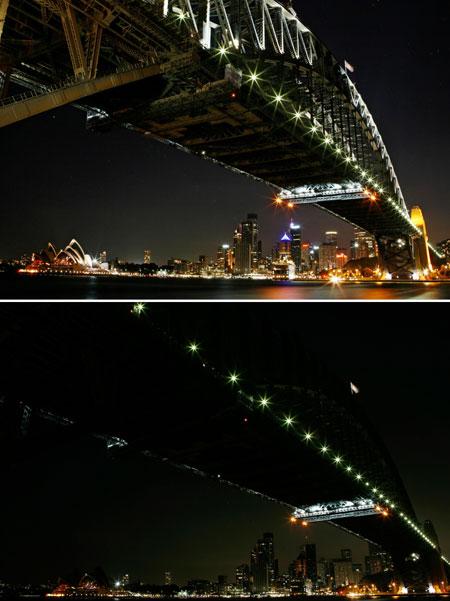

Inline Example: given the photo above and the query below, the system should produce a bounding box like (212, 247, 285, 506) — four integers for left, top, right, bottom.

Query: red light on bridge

(231, 92, 236, 98)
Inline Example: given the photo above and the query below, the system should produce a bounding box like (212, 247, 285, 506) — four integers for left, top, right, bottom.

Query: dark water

(1, 275, 450, 300)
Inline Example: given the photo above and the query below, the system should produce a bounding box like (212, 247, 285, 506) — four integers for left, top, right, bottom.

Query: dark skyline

(0, 303, 448, 585)
(1, 0, 449, 264)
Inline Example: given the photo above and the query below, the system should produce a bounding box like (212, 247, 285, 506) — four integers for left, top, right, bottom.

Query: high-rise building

(289, 221, 301, 272)
(304, 543, 317, 589)
(341, 549, 352, 562)
(251, 532, 277, 593)
(99, 251, 107, 264)
(278, 233, 292, 261)
(241, 213, 259, 270)
(353, 228, 377, 259)
(235, 564, 250, 593)
(368, 543, 393, 572)
(333, 560, 353, 586)
(144, 249, 151, 264)
(235, 243, 252, 275)
(217, 244, 231, 273)
(325, 231, 338, 246)
(319, 243, 337, 271)
(165, 572, 172, 585)
(336, 249, 348, 269)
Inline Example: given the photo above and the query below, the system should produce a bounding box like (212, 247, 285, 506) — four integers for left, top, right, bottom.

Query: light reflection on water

(2, 276, 450, 300)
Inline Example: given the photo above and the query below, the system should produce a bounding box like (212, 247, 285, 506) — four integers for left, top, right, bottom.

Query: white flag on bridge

(345, 60, 355, 73)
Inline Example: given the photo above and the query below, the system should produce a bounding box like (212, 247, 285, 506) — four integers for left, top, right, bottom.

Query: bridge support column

(376, 234, 416, 280)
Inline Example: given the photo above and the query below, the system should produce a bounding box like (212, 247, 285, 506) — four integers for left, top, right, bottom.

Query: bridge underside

(0, 305, 447, 590)
(82, 63, 412, 239)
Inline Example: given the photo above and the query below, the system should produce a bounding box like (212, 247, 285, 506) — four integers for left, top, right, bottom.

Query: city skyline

(1, 1, 449, 265)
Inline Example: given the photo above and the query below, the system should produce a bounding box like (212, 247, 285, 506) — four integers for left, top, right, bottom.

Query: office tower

(336, 249, 348, 269)
(241, 213, 259, 270)
(325, 231, 338, 246)
(235, 243, 252, 275)
(144, 249, 151, 264)
(333, 560, 353, 586)
(304, 543, 317, 588)
(165, 572, 172, 585)
(235, 564, 250, 593)
(354, 228, 377, 259)
(341, 549, 352, 562)
(289, 220, 301, 272)
(99, 251, 107, 264)
(251, 532, 277, 593)
(319, 243, 337, 271)
(217, 244, 231, 273)
(278, 233, 292, 261)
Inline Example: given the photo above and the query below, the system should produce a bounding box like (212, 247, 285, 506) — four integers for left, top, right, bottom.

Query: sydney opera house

(23, 239, 108, 274)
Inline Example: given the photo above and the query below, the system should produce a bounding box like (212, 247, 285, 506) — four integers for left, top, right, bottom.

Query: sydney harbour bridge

(0, 0, 444, 277)
(0, 305, 448, 592)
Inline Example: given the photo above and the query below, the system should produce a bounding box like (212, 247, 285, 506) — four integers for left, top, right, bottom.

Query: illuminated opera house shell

(27, 239, 107, 273)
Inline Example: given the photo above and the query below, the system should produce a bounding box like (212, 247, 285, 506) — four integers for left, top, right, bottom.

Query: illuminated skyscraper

(144, 249, 151, 264)
(289, 220, 301, 272)
(241, 214, 259, 270)
(278, 233, 292, 261)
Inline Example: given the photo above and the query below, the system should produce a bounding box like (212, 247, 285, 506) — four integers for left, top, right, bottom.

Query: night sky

(1, 0, 449, 264)
(0, 302, 449, 585)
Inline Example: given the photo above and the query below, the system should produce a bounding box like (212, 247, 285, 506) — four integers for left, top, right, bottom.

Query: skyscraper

(144, 249, 151, 264)
(251, 532, 277, 593)
(241, 214, 259, 271)
(289, 220, 301, 272)
(235, 564, 250, 593)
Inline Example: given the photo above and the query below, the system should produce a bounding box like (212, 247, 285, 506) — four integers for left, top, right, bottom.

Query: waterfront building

(24, 239, 107, 273)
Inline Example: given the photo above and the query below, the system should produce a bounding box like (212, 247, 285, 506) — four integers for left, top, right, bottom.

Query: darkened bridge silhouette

(0, 0, 444, 276)
(0, 305, 448, 592)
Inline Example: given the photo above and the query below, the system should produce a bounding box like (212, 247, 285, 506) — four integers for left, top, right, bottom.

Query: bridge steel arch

(0, 306, 448, 591)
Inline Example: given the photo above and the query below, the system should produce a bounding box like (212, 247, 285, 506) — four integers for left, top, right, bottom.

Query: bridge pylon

(376, 234, 416, 280)
(410, 206, 433, 276)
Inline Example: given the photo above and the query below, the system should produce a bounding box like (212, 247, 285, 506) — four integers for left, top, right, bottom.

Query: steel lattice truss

(0, 0, 441, 250)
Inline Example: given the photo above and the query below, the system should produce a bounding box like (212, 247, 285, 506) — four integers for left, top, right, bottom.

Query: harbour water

(1, 275, 450, 300)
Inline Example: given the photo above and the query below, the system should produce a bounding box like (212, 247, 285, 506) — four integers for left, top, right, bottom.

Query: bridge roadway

(0, 306, 448, 591)
(0, 0, 443, 275)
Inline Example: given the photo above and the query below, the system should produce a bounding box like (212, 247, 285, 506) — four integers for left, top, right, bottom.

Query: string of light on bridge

(207, 44, 443, 259)
(131, 302, 449, 566)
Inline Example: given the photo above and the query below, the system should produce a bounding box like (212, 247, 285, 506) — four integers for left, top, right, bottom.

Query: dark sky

(1, 0, 449, 264)
(0, 302, 449, 586)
